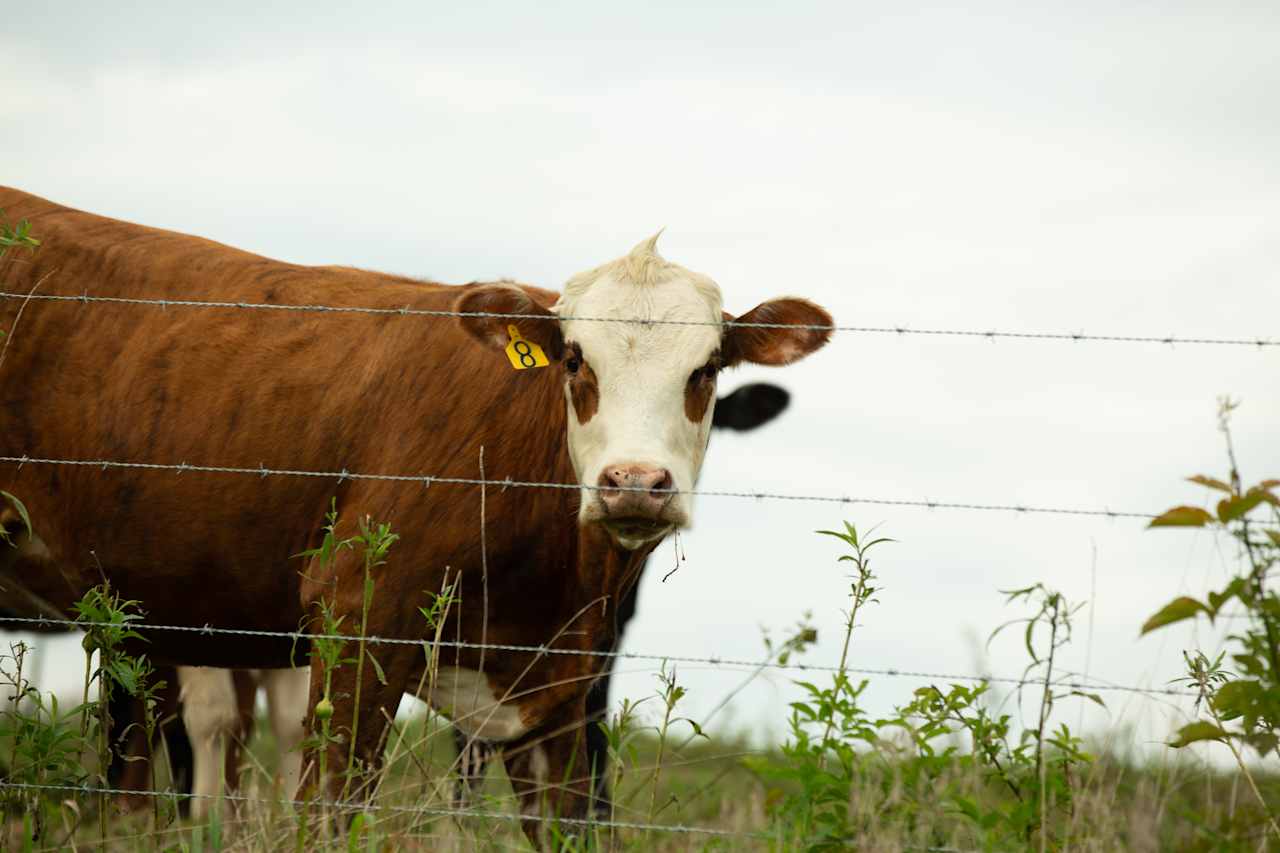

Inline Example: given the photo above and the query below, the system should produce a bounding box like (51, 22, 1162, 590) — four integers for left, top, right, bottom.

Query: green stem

(818, 554, 872, 767)
(320, 665, 333, 786)
(1209, 702, 1280, 839)
(647, 696, 674, 824)
(344, 551, 374, 797)
(80, 649, 91, 740)
(8, 642, 23, 774)
(98, 656, 109, 848)
(1240, 518, 1280, 690)
(1035, 597, 1060, 851)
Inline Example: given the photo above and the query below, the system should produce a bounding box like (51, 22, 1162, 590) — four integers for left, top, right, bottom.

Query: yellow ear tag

(504, 324, 549, 370)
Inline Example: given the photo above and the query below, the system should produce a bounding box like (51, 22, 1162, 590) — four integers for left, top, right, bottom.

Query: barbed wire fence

(0, 779, 972, 852)
(1, 289, 1277, 348)
(0, 614, 1197, 698)
(1, 283, 1273, 847)
(0, 454, 1157, 519)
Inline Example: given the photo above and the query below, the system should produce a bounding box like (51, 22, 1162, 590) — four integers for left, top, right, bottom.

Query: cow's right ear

(455, 283, 564, 359)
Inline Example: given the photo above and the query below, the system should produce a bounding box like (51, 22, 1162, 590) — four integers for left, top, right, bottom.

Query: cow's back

(0, 188, 574, 666)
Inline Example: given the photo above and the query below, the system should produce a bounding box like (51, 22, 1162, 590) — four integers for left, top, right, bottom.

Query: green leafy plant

(601, 694, 645, 844)
(0, 213, 39, 260)
(750, 522, 890, 850)
(644, 661, 707, 824)
(751, 525, 1106, 851)
(343, 514, 399, 791)
(1141, 397, 1279, 838)
(72, 582, 156, 843)
(2, 583, 164, 849)
(0, 642, 90, 847)
(902, 584, 1101, 850)
(0, 211, 40, 349)
(292, 500, 399, 845)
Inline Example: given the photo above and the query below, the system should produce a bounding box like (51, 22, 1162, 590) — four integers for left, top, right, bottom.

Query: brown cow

(166, 383, 792, 815)
(0, 187, 831, 842)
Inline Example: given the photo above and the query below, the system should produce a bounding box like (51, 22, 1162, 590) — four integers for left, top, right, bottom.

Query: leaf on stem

(1216, 491, 1267, 523)
(1140, 597, 1210, 635)
(1068, 690, 1106, 709)
(365, 649, 388, 685)
(1187, 475, 1233, 493)
(1168, 720, 1228, 748)
(1148, 506, 1214, 528)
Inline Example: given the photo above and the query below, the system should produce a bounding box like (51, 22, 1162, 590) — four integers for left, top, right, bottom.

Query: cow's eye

(691, 363, 718, 383)
(566, 356, 581, 374)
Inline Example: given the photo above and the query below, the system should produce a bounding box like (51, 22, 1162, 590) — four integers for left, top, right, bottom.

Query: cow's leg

(583, 580, 636, 818)
(450, 728, 497, 806)
(501, 702, 592, 848)
(583, 672, 612, 818)
(156, 670, 195, 817)
(177, 666, 241, 820)
(261, 667, 309, 801)
(220, 669, 258, 797)
(106, 688, 153, 813)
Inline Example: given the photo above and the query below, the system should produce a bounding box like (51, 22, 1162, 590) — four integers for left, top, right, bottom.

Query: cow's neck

(450, 363, 660, 653)
(571, 522, 659, 649)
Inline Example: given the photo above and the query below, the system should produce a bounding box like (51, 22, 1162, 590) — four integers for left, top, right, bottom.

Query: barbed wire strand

(0, 455, 1157, 520)
(0, 290, 1274, 348)
(0, 614, 1196, 697)
(0, 780, 973, 852)
(0, 779, 753, 839)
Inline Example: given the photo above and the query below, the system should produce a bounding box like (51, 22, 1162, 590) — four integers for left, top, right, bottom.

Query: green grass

(3, 692, 1279, 851)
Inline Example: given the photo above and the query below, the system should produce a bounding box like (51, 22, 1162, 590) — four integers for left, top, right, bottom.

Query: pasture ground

(3, 709, 1277, 851)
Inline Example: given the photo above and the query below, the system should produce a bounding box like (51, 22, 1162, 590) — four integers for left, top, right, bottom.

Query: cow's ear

(712, 383, 791, 431)
(455, 283, 564, 359)
(722, 298, 832, 367)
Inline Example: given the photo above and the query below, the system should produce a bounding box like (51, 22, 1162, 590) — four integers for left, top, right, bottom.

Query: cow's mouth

(601, 516, 673, 548)
(604, 517, 670, 537)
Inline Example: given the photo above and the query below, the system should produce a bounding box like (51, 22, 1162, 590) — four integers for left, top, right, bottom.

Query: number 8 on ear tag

(505, 325, 549, 370)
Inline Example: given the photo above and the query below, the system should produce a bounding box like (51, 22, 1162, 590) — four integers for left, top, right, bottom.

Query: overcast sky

(3, 2, 1278, 760)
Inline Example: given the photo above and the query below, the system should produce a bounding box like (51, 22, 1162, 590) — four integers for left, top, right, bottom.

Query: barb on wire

(0, 290, 1274, 348)
(0, 454, 1157, 520)
(0, 614, 1196, 697)
(0, 780, 753, 839)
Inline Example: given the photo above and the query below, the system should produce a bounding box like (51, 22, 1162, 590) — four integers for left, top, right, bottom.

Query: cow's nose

(596, 464, 674, 517)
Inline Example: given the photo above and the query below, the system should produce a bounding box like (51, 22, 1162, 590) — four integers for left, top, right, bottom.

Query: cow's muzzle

(597, 464, 673, 516)
(593, 463, 679, 546)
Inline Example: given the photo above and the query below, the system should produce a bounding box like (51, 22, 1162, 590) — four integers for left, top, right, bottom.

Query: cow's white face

(457, 235, 833, 551)
(554, 236, 724, 548)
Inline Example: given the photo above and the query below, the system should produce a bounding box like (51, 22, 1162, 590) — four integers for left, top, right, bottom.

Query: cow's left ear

(455, 283, 565, 359)
(722, 298, 833, 367)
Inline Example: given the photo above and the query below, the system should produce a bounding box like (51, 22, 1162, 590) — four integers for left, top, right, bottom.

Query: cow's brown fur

(566, 345, 600, 424)
(684, 358, 719, 423)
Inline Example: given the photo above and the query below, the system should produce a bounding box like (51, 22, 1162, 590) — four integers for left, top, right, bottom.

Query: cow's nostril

(597, 464, 674, 505)
(651, 470, 674, 496)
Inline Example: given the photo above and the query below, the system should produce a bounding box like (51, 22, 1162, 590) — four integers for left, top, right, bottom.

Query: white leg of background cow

(177, 666, 240, 819)
(261, 667, 310, 800)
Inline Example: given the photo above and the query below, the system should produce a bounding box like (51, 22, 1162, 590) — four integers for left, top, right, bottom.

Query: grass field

(2, 702, 1278, 851)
